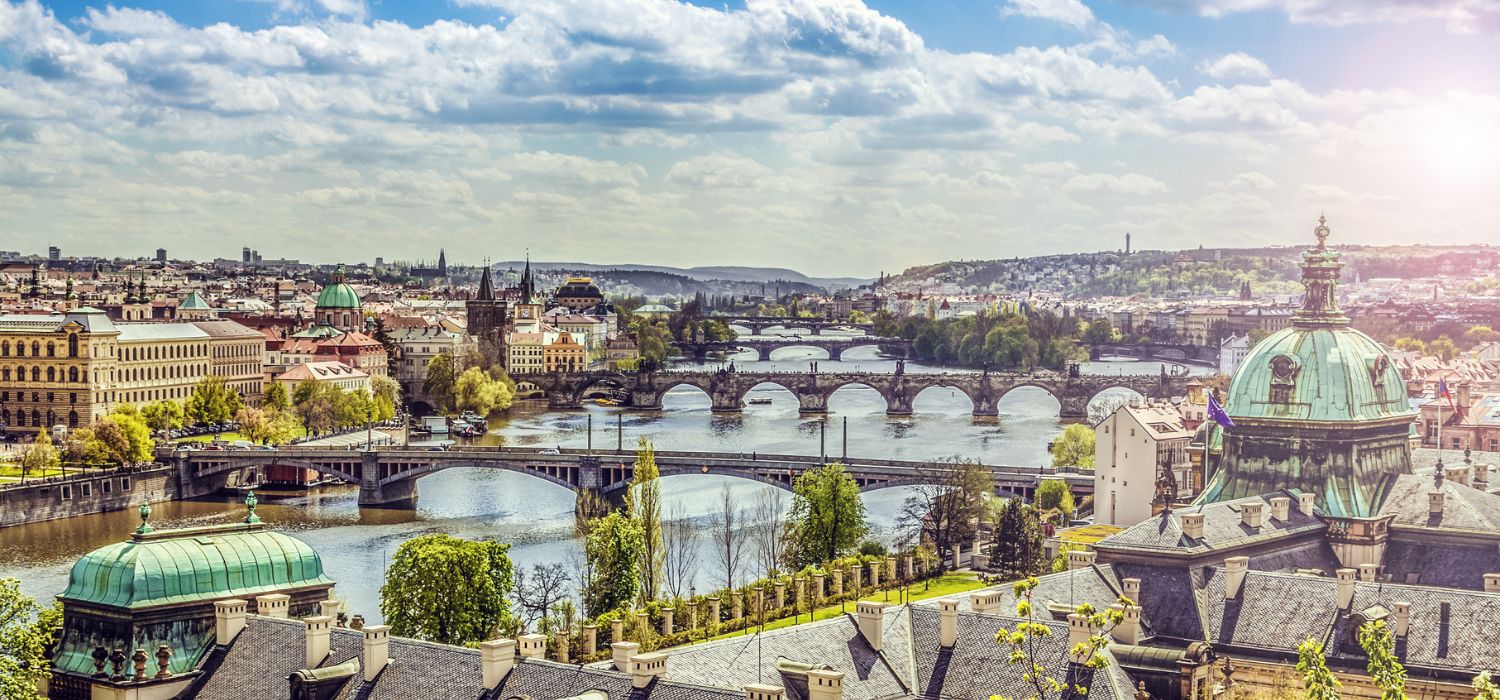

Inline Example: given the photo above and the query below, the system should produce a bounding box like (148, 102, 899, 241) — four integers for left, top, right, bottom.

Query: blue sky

(2, 0, 1498, 275)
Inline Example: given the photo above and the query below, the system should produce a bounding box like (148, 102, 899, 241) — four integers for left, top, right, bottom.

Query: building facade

(1093, 403, 1194, 526)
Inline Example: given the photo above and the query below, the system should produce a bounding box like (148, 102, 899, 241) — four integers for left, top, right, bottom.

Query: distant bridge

(170, 446, 1095, 508)
(671, 336, 913, 361)
(535, 367, 1189, 421)
(714, 315, 874, 336)
(1089, 343, 1219, 366)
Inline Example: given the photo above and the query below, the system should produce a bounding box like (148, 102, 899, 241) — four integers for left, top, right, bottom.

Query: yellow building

(543, 331, 587, 373)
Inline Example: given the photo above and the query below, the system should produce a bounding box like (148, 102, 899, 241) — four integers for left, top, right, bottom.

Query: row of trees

(873, 308, 1087, 371)
(1391, 326, 1499, 360)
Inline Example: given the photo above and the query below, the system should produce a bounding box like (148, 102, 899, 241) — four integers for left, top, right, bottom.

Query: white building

(276, 360, 370, 394)
(1093, 403, 1194, 527)
(387, 326, 476, 406)
(1219, 333, 1251, 376)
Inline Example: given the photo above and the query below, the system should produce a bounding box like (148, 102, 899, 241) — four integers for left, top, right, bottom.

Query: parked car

(538, 447, 561, 455)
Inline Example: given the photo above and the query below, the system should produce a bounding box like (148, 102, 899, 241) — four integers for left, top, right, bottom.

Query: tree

(1035, 480, 1075, 522)
(185, 376, 243, 428)
(0, 578, 61, 699)
(583, 511, 644, 617)
(628, 438, 665, 604)
(1475, 671, 1500, 700)
(750, 488, 787, 579)
(1083, 317, 1114, 344)
(235, 407, 270, 444)
(514, 562, 571, 634)
(379, 534, 516, 646)
(454, 366, 513, 416)
(424, 352, 459, 412)
(662, 503, 700, 600)
(1297, 638, 1342, 700)
(19, 428, 59, 479)
(709, 484, 748, 590)
(990, 497, 1046, 580)
(292, 382, 341, 435)
(90, 420, 132, 465)
(140, 400, 185, 433)
(264, 381, 290, 411)
(1050, 424, 1095, 469)
(1357, 620, 1407, 700)
(104, 406, 155, 464)
(898, 461, 989, 572)
(784, 463, 867, 569)
(992, 576, 1124, 700)
(370, 374, 401, 422)
(1429, 335, 1459, 361)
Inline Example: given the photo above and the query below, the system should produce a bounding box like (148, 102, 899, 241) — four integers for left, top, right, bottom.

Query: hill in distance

(491, 261, 871, 289)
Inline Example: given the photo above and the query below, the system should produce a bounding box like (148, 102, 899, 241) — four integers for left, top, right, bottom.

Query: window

(102, 480, 112, 494)
(121, 477, 131, 491)
(80, 483, 91, 497)
(68, 367, 78, 383)
(60, 485, 72, 500)
(68, 334, 78, 358)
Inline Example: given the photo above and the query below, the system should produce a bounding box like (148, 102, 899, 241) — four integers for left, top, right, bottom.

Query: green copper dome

(1225, 325, 1409, 424)
(315, 266, 361, 309)
(61, 525, 332, 610)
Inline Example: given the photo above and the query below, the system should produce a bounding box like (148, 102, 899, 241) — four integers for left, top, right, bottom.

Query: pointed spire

(1293, 213, 1348, 328)
(521, 253, 534, 305)
(477, 258, 494, 301)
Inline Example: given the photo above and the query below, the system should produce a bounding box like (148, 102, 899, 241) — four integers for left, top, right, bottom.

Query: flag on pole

(1438, 378, 1453, 406)
(1207, 393, 1236, 429)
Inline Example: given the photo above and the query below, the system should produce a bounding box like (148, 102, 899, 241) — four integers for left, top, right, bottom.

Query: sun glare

(1421, 104, 1500, 179)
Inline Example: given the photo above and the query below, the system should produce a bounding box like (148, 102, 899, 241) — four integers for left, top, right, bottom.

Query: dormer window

(1269, 354, 1299, 404)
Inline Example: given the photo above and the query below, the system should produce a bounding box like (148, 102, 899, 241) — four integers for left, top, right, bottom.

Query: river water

(0, 337, 1208, 623)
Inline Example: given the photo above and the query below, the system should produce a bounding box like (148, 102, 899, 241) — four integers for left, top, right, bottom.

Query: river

(0, 339, 1208, 623)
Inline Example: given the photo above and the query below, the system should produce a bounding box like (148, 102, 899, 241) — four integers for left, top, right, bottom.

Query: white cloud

(1148, 0, 1500, 34)
(1001, 0, 1096, 30)
(1063, 172, 1169, 195)
(1198, 52, 1272, 81)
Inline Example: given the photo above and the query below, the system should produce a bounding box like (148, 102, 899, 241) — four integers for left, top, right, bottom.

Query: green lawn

(698, 572, 987, 642)
(0, 463, 68, 481)
(173, 431, 249, 443)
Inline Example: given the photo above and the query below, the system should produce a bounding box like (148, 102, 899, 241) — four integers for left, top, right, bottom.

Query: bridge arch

(378, 459, 580, 493)
(909, 383, 976, 414)
(996, 383, 1064, 416)
(765, 344, 834, 361)
(567, 372, 633, 405)
(825, 378, 891, 414)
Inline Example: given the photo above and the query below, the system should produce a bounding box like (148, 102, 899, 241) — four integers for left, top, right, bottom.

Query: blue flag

(1207, 393, 1236, 429)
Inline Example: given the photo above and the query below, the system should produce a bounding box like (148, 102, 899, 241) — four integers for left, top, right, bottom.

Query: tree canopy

(783, 462, 867, 569)
(0, 578, 61, 700)
(379, 534, 516, 646)
(582, 510, 644, 617)
(628, 438, 664, 605)
(185, 376, 243, 426)
(1050, 424, 1095, 468)
(454, 366, 513, 415)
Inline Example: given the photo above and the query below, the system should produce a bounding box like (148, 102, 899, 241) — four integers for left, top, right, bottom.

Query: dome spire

(1292, 213, 1348, 328)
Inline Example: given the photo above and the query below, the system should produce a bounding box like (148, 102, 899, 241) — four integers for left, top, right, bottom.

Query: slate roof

(1200, 568, 1340, 652)
(1107, 563, 1205, 642)
(1379, 473, 1500, 534)
(663, 610, 909, 700)
(1097, 492, 1323, 555)
(1381, 540, 1500, 591)
(1328, 580, 1500, 676)
(915, 565, 1123, 619)
(191, 617, 743, 700)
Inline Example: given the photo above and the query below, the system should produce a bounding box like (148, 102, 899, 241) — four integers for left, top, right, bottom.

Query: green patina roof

(61, 523, 332, 609)
(316, 281, 361, 309)
(1225, 325, 1411, 424)
(180, 290, 212, 310)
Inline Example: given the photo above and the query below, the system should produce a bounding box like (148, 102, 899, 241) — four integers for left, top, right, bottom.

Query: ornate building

(466, 263, 508, 366)
(306, 266, 363, 335)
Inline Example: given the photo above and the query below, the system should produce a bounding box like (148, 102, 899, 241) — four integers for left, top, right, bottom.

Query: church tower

(466, 261, 508, 365)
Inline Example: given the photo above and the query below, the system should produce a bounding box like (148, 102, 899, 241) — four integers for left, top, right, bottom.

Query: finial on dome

(135, 503, 154, 535)
(244, 490, 261, 524)
(1314, 213, 1330, 251)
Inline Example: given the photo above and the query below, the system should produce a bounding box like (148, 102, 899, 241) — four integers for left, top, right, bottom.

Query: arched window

(31, 341, 39, 356)
(46, 342, 54, 357)
(31, 367, 40, 382)
(69, 410, 78, 427)
(46, 367, 55, 382)
(1, 341, 8, 356)
(14, 342, 23, 357)
(68, 367, 78, 383)
(31, 409, 40, 426)
(68, 334, 78, 358)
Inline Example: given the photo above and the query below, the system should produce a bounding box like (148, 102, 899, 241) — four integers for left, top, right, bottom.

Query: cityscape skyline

(1, 0, 1497, 276)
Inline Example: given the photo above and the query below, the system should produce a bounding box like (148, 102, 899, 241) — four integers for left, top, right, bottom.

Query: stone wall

(0, 467, 179, 528)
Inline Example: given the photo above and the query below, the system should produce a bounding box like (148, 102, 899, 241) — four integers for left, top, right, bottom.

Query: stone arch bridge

(537, 368, 1189, 421)
(670, 336, 912, 362)
(170, 446, 1093, 508)
(717, 316, 874, 336)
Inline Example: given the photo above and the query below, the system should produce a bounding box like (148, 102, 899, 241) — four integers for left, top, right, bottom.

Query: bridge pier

(630, 388, 663, 411)
(359, 454, 418, 508)
(797, 393, 828, 414)
(972, 395, 999, 418)
(1059, 397, 1090, 424)
(829, 347, 844, 362)
(758, 347, 773, 361)
(885, 394, 913, 416)
(711, 394, 744, 413)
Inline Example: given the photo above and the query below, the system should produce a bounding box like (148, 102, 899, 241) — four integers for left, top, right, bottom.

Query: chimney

(1485, 573, 1500, 594)
(1067, 549, 1097, 570)
(214, 599, 248, 645)
(1474, 463, 1490, 490)
(1359, 564, 1378, 582)
(319, 599, 340, 620)
(1109, 604, 1142, 645)
(1336, 569, 1357, 609)
(611, 641, 639, 672)
(939, 599, 959, 648)
(1181, 513, 1205, 539)
(362, 625, 391, 682)
(1224, 556, 1249, 599)
(1269, 496, 1290, 522)
(1122, 577, 1141, 605)
(856, 601, 888, 651)
(1444, 464, 1470, 486)
(969, 591, 1004, 616)
(1458, 382, 1472, 410)
(1066, 613, 1093, 664)
(517, 633, 546, 660)
(746, 684, 786, 700)
(256, 593, 290, 618)
(1298, 492, 1317, 516)
(1391, 602, 1410, 638)
(480, 638, 516, 690)
(1429, 491, 1445, 515)
(806, 668, 844, 700)
(629, 651, 668, 689)
(1240, 502, 1264, 529)
(304, 615, 333, 668)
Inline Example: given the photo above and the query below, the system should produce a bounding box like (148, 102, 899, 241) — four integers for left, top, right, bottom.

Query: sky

(1, 0, 1498, 277)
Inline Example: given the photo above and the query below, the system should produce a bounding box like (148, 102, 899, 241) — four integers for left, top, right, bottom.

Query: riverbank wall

(0, 466, 181, 528)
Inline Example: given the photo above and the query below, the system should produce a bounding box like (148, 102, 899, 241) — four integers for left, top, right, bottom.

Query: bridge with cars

(535, 366, 1190, 421)
(169, 445, 1095, 508)
(670, 336, 913, 361)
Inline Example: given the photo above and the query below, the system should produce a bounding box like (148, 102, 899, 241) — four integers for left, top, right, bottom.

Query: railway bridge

(535, 366, 1189, 421)
(168, 446, 1094, 508)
